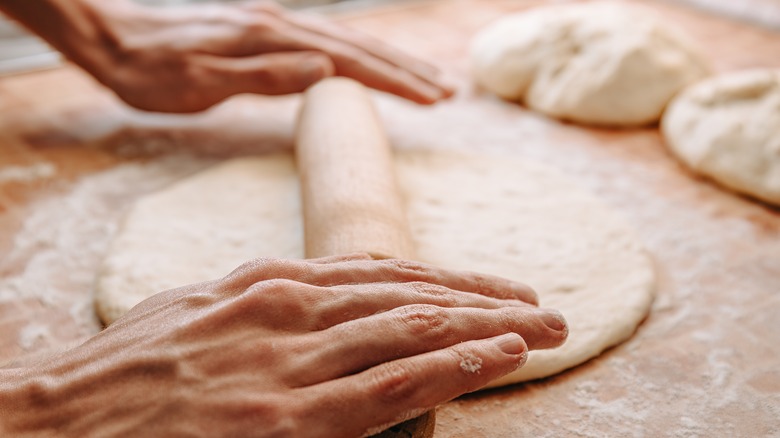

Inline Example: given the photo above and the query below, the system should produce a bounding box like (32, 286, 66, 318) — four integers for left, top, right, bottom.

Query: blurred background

(1, 0, 778, 76)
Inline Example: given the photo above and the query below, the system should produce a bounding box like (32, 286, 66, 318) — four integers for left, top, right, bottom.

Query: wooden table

(1, 0, 779, 436)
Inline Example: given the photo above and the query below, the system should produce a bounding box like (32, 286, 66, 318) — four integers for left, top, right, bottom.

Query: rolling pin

(295, 77, 435, 438)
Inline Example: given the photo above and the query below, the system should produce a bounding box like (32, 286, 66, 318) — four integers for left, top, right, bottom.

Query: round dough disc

(95, 151, 656, 386)
(470, 2, 709, 126)
(662, 69, 780, 206)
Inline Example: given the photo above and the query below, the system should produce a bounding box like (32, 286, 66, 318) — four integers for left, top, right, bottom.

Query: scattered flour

(0, 162, 56, 184)
(17, 324, 51, 350)
(0, 155, 210, 358)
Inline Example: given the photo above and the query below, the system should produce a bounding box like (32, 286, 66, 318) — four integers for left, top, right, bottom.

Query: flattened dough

(662, 69, 780, 206)
(470, 2, 709, 126)
(95, 152, 655, 386)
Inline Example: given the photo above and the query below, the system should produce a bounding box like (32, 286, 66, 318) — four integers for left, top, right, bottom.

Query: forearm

(0, 364, 84, 437)
(0, 367, 43, 437)
(0, 0, 139, 84)
(0, 351, 182, 437)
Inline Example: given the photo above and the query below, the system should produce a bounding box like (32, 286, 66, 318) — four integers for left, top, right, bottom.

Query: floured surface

(96, 151, 655, 385)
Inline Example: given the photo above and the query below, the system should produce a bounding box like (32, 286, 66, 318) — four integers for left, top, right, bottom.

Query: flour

(459, 352, 483, 374)
(0, 162, 56, 184)
(0, 155, 209, 360)
(17, 324, 51, 351)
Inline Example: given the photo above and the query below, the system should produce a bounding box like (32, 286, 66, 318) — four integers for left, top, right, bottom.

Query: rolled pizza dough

(95, 151, 655, 387)
(470, 2, 709, 126)
(662, 69, 780, 206)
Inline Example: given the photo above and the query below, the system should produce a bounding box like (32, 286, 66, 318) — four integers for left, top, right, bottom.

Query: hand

(0, 254, 566, 437)
(0, 0, 453, 112)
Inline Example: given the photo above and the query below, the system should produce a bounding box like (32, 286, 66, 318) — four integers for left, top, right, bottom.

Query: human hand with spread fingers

(0, 0, 454, 112)
(0, 255, 567, 437)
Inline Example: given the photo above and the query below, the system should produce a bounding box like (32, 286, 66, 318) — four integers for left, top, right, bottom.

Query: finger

(223, 258, 538, 305)
(316, 259, 539, 305)
(216, 279, 536, 333)
(279, 15, 455, 102)
(236, 2, 448, 91)
(285, 12, 445, 86)
(236, 2, 439, 78)
(198, 51, 334, 96)
(188, 4, 453, 103)
(301, 334, 528, 437)
(229, 22, 447, 104)
(286, 304, 565, 386)
(329, 49, 446, 104)
(305, 281, 535, 330)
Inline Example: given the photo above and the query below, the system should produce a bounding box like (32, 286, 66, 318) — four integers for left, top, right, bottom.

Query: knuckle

(396, 305, 449, 337)
(223, 257, 307, 288)
(174, 290, 218, 309)
(239, 279, 316, 326)
(383, 258, 430, 279)
(409, 282, 457, 306)
(246, 257, 280, 273)
(234, 279, 282, 309)
(472, 273, 499, 296)
(245, 396, 302, 437)
(370, 362, 419, 405)
(248, 278, 302, 300)
(223, 257, 273, 281)
(470, 273, 517, 301)
(496, 308, 520, 331)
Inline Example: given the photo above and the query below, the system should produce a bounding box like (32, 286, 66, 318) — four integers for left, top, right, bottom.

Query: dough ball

(470, 2, 710, 126)
(662, 69, 780, 206)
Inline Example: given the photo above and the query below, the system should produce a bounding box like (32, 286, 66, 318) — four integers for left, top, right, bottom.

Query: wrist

(1, 359, 108, 437)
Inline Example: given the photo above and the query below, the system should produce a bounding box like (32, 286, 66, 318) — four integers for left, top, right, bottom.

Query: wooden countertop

(1, 0, 779, 436)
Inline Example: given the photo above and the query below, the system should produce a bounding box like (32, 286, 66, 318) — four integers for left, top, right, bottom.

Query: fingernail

(535, 308, 567, 331)
(493, 333, 526, 355)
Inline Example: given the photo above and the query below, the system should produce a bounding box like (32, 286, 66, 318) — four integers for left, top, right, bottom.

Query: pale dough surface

(95, 152, 656, 386)
(662, 69, 780, 206)
(470, 2, 709, 126)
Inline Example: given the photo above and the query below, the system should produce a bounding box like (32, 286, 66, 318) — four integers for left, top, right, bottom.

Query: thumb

(204, 51, 335, 96)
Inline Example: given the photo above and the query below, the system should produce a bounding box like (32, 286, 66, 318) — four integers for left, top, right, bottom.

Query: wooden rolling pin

(295, 77, 435, 438)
